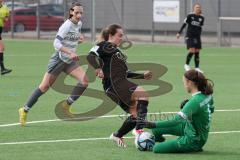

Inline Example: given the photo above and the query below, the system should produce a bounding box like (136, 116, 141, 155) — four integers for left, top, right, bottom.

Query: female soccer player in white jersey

(177, 3, 204, 73)
(18, 2, 88, 126)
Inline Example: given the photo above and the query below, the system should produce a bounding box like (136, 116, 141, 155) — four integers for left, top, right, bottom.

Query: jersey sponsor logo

(65, 32, 80, 41)
(191, 21, 201, 26)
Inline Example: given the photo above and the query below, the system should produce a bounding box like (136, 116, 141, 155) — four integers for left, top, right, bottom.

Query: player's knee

(134, 87, 149, 101)
(39, 84, 50, 93)
(0, 45, 4, 51)
(81, 81, 88, 88)
(79, 77, 89, 88)
(138, 93, 149, 102)
(139, 96, 148, 101)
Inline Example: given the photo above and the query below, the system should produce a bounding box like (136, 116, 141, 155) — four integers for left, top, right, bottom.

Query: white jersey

(55, 19, 82, 63)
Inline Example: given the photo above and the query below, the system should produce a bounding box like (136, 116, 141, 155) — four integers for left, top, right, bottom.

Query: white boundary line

(0, 131, 240, 146)
(0, 109, 240, 128)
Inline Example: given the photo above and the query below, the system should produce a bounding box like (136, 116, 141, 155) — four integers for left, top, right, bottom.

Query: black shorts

(185, 37, 201, 49)
(103, 79, 138, 113)
(0, 27, 2, 40)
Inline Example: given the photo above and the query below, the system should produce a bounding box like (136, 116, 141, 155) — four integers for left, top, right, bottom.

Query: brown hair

(69, 2, 82, 19)
(184, 69, 213, 95)
(97, 24, 122, 42)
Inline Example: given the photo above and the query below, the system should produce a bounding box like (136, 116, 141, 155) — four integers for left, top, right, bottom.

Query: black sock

(0, 52, 5, 70)
(66, 82, 87, 105)
(24, 88, 44, 111)
(115, 115, 137, 138)
(136, 100, 149, 130)
(186, 52, 194, 65)
(194, 52, 200, 68)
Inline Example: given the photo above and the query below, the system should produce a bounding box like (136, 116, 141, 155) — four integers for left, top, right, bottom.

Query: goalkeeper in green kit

(140, 69, 214, 153)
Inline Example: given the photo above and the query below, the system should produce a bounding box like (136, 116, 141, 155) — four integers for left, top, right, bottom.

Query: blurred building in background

(3, 0, 240, 46)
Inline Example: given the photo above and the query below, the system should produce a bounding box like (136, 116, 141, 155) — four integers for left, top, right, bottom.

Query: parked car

(30, 4, 64, 16)
(4, 4, 64, 32)
(4, 1, 28, 10)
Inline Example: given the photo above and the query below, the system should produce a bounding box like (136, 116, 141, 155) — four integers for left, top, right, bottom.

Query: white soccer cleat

(195, 68, 203, 73)
(109, 133, 127, 148)
(132, 128, 144, 137)
(184, 64, 191, 71)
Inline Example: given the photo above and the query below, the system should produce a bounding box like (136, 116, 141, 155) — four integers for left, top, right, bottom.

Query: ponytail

(198, 79, 214, 95)
(184, 69, 214, 95)
(97, 24, 122, 43)
(97, 27, 109, 43)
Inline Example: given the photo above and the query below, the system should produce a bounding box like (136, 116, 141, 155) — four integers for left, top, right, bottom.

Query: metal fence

(3, 0, 240, 46)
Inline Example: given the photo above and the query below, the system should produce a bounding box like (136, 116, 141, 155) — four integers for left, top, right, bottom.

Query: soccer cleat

(195, 68, 203, 73)
(1, 68, 12, 75)
(109, 133, 127, 148)
(184, 64, 191, 71)
(18, 107, 27, 126)
(132, 128, 144, 137)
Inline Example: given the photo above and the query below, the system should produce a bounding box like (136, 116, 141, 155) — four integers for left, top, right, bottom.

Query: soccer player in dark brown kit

(87, 24, 152, 148)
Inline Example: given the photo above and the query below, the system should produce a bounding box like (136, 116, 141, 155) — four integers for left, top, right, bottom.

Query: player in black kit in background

(176, 3, 204, 73)
(87, 24, 153, 148)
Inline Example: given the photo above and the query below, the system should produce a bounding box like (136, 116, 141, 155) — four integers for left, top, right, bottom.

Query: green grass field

(0, 39, 240, 160)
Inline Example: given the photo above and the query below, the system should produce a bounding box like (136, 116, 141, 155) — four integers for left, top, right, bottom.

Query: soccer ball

(135, 132, 155, 151)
